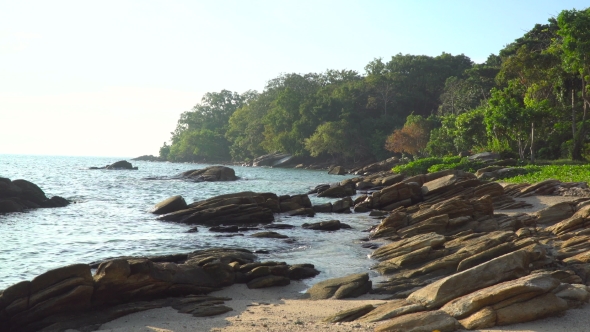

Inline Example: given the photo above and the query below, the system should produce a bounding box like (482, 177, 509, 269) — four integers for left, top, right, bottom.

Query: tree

(556, 8, 590, 160)
(385, 115, 433, 157)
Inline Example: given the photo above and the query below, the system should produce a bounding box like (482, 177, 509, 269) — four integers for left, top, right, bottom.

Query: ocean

(0, 155, 382, 290)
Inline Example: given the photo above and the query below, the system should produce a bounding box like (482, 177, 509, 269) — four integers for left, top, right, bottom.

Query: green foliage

(502, 164, 590, 183)
(392, 156, 485, 175)
(160, 7, 590, 165)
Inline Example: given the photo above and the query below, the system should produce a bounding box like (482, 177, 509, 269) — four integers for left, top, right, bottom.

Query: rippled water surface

(0, 155, 383, 289)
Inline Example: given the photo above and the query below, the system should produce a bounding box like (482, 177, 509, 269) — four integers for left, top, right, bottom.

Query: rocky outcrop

(90, 160, 138, 170)
(302, 220, 351, 231)
(0, 177, 69, 213)
(328, 166, 346, 175)
(252, 153, 293, 167)
(149, 195, 188, 215)
(178, 166, 237, 182)
(305, 273, 371, 300)
(131, 155, 164, 162)
(319, 174, 590, 331)
(0, 248, 320, 332)
(152, 191, 316, 227)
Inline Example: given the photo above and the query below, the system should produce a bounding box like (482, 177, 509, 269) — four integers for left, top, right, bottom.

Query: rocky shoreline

(5, 162, 590, 331)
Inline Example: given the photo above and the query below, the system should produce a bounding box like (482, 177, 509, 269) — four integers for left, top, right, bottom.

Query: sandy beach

(94, 195, 590, 332)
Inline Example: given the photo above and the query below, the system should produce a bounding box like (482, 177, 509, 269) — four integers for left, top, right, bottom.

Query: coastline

(97, 195, 589, 332)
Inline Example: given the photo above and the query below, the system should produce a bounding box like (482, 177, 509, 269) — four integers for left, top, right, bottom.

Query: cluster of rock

(316, 176, 590, 330)
(0, 178, 69, 213)
(313, 169, 531, 213)
(0, 248, 319, 332)
(89, 160, 138, 170)
(144, 165, 238, 182)
(151, 191, 316, 226)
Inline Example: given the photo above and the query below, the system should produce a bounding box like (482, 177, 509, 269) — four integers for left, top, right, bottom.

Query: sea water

(0, 155, 383, 289)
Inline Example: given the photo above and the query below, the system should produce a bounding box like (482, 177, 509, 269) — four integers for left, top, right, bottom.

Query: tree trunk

(572, 74, 588, 161)
(530, 122, 535, 163)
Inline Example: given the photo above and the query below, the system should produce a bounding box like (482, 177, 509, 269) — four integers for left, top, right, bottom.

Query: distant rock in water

(131, 154, 164, 162)
(252, 153, 293, 167)
(145, 166, 238, 182)
(0, 177, 69, 213)
(89, 160, 138, 170)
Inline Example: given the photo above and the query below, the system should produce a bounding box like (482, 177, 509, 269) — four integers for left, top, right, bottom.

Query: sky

(0, 0, 588, 158)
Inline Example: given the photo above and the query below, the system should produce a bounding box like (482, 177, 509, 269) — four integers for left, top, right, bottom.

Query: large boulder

(157, 192, 279, 226)
(150, 195, 188, 215)
(328, 166, 346, 175)
(179, 166, 237, 182)
(406, 250, 531, 309)
(106, 160, 135, 170)
(440, 273, 561, 319)
(305, 273, 371, 300)
(252, 153, 292, 167)
(0, 178, 69, 213)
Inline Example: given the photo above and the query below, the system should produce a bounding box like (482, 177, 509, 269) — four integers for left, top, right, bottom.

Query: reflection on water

(0, 155, 383, 289)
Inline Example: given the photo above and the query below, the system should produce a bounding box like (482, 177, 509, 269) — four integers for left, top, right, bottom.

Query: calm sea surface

(0, 155, 382, 290)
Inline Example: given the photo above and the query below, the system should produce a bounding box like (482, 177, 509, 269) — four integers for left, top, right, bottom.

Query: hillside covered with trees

(160, 7, 590, 164)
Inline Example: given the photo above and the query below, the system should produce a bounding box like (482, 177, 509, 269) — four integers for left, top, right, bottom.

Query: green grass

(502, 164, 590, 183)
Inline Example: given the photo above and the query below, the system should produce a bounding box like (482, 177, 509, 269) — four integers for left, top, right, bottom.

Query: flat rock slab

(407, 250, 530, 309)
(374, 310, 459, 332)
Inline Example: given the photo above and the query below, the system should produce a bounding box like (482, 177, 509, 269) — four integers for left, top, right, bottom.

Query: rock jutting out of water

(0, 177, 69, 213)
(89, 160, 138, 170)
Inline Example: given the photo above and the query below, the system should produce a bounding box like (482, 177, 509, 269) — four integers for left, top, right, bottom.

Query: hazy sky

(1, 0, 588, 157)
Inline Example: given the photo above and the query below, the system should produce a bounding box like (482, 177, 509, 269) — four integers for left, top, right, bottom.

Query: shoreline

(97, 195, 590, 332)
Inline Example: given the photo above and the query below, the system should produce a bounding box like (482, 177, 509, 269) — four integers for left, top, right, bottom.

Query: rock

(252, 153, 293, 167)
(495, 292, 568, 326)
(150, 195, 188, 215)
(279, 194, 312, 212)
(208, 225, 240, 232)
(247, 275, 290, 289)
(357, 300, 425, 323)
(374, 310, 459, 332)
(0, 199, 24, 213)
(328, 166, 346, 175)
(305, 273, 371, 300)
(90, 160, 138, 170)
(11, 179, 47, 204)
(407, 250, 531, 309)
(468, 152, 499, 162)
(179, 166, 237, 182)
(312, 202, 333, 213)
(535, 201, 576, 225)
(323, 304, 376, 323)
(302, 220, 350, 231)
(332, 197, 353, 213)
(317, 184, 355, 198)
(250, 231, 288, 239)
(288, 264, 320, 280)
(288, 207, 315, 217)
(440, 274, 561, 319)
(131, 155, 164, 161)
(458, 306, 496, 329)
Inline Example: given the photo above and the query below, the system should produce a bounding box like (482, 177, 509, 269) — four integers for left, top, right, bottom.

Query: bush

(393, 156, 485, 175)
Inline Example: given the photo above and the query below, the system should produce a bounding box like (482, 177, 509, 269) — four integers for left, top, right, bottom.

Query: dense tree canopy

(161, 7, 590, 164)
